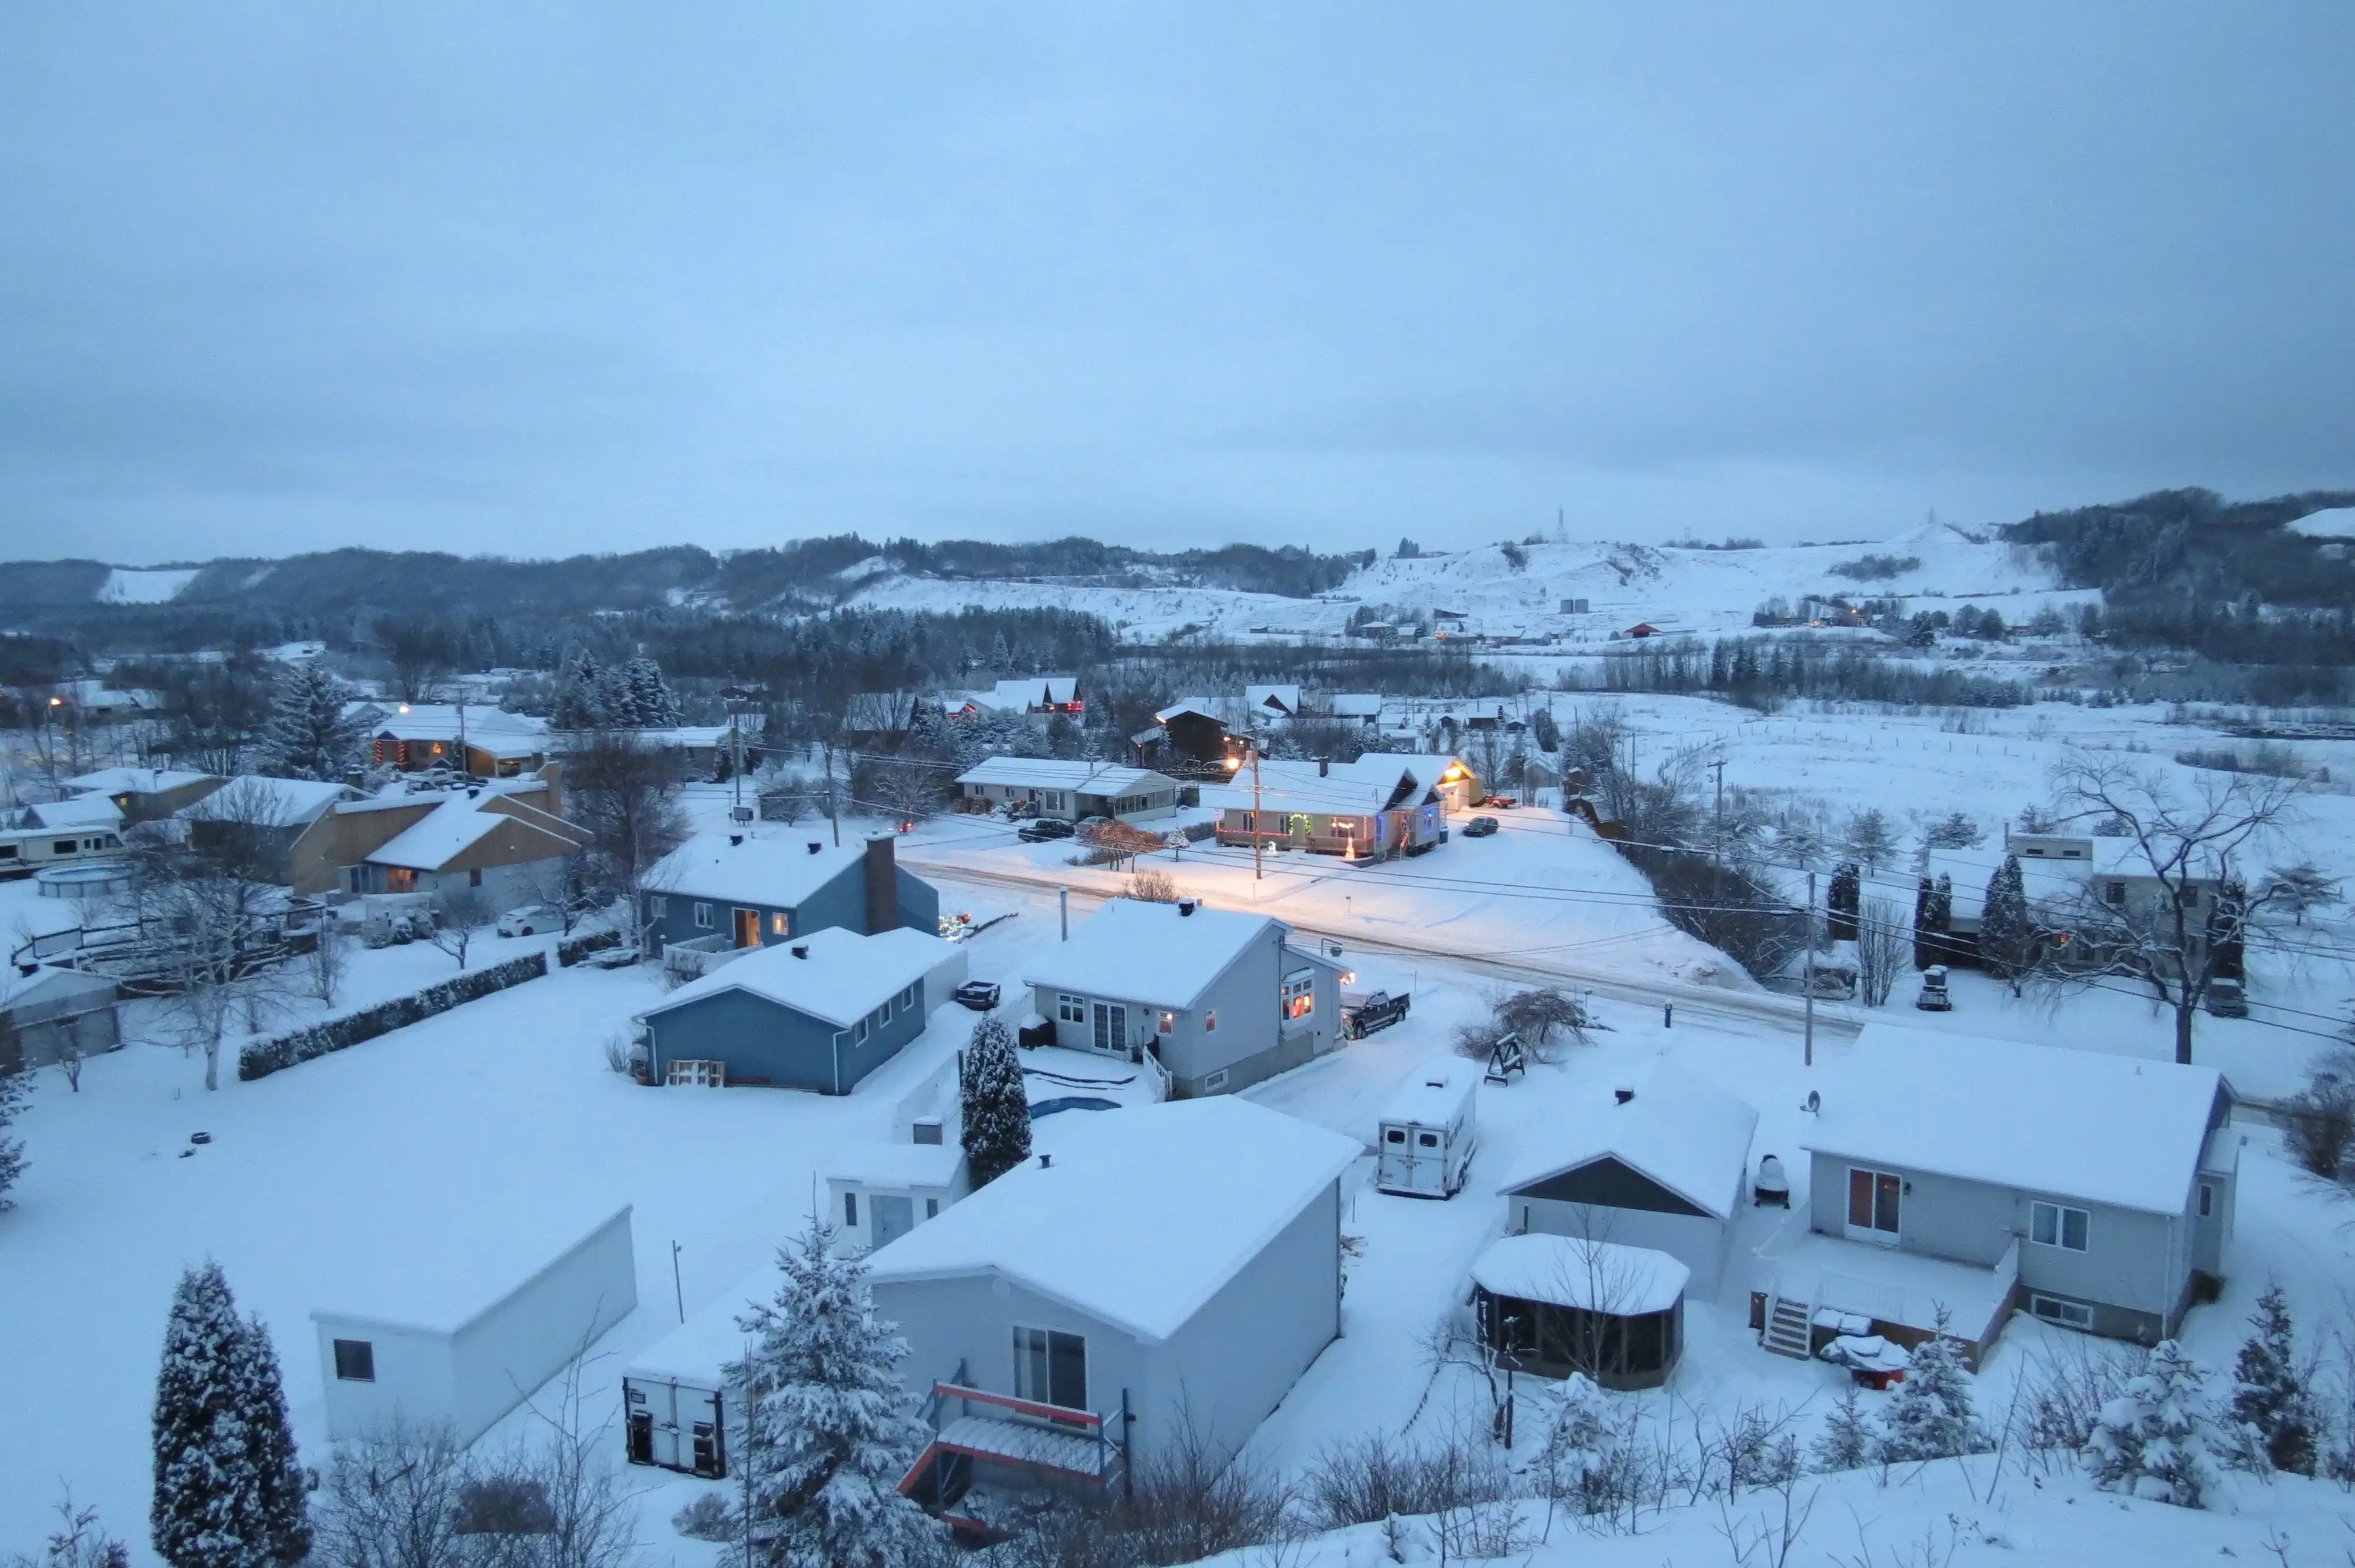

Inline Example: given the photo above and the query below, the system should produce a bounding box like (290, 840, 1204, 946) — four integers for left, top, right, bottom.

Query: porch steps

(1762, 1295, 1812, 1359)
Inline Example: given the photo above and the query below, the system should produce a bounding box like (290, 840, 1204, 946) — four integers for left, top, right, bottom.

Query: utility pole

(1059, 886, 1068, 941)
(1803, 870, 1817, 1069)
(1711, 758, 1726, 866)
(456, 699, 469, 780)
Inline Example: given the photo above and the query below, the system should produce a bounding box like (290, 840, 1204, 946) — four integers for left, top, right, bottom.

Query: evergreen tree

(2085, 1339, 2220, 1508)
(725, 1223, 938, 1568)
(254, 663, 358, 781)
(1978, 855, 2033, 981)
(2229, 1282, 2317, 1474)
(622, 657, 681, 727)
(1930, 873, 1953, 929)
(152, 1264, 271, 1568)
(1812, 1387, 1872, 1473)
(1827, 862, 1861, 942)
(0, 1062, 28, 1209)
(227, 1314, 310, 1565)
(1876, 1314, 1983, 1462)
(959, 1016, 1031, 1188)
(1923, 811, 1985, 849)
(552, 651, 607, 730)
(900, 700, 957, 762)
(1842, 809, 1898, 875)
(592, 663, 640, 728)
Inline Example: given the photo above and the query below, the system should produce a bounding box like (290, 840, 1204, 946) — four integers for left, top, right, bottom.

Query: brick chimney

(864, 834, 897, 933)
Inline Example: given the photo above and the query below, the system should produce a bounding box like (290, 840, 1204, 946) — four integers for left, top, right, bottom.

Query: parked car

(1340, 989, 1411, 1040)
(496, 903, 563, 938)
(953, 980, 1001, 1012)
(1018, 818, 1076, 843)
(2204, 977, 2249, 1018)
(1461, 816, 1500, 838)
(1480, 795, 1520, 809)
(1914, 964, 1953, 1011)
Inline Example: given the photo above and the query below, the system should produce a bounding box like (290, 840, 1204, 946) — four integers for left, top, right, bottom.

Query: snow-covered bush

(0, 1064, 28, 1210)
(1877, 1318, 1986, 1463)
(239, 954, 549, 1080)
(2084, 1338, 2221, 1509)
(1812, 1388, 1873, 1474)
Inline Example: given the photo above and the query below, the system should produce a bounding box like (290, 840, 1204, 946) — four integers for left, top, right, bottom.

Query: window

(1282, 971, 1315, 1020)
(771, 912, 790, 936)
(1157, 1011, 1175, 1035)
(1203, 1068, 1229, 1091)
(53, 839, 77, 855)
(2198, 1183, 2214, 1218)
(854, 1018, 869, 1044)
(926, 1198, 939, 1219)
(2031, 1294, 2094, 1331)
(844, 1191, 859, 1228)
(693, 902, 712, 929)
(1203, 1009, 1218, 1032)
(333, 1339, 376, 1382)
(1012, 1326, 1087, 1413)
(1385, 1128, 1406, 1144)
(468, 866, 483, 888)
(1418, 1131, 1438, 1148)
(2031, 1201, 2089, 1252)
(877, 998, 892, 1025)
(900, 984, 917, 1009)
(1845, 1168, 1902, 1239)
(2104, 882, 2126, 906)
(648, 895, 667, 918)
(1058, 994, 1086, 1024)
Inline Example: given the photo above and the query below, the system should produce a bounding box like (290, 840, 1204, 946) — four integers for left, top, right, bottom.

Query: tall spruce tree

(959, 1016, 1031, 1187)
(552, 650, 607, 730)
(228, 1314, 311, 1564)
(2229, 1281, 2317, 1474)
(153, 1263, 271, 1568)
(1978, 855, 2032, 982)
(725, 1223, 938, 1568)
(622, 657, 680, 727)
(0, 1062, 29, 1209)
(1827, 862, 1861, 942)
(254, 663, 358, 781)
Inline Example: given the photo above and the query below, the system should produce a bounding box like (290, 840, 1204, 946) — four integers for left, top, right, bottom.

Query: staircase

(1762, 1293, 1813, 1359)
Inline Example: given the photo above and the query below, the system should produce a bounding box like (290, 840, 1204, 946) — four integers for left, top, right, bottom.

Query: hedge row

(239, 953, 550, 1081)
(557, 928, 625, 966)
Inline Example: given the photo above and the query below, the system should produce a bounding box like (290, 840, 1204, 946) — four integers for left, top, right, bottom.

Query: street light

(1225, 740, 1262, 882)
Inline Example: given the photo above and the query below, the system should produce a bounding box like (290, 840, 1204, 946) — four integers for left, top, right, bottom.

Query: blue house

(632, 926, 962, 1093)
(638, 832, 940, 955)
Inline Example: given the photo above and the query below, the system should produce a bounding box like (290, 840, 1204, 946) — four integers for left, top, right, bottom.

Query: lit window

(1157, 1011, 1175, 1035)
(771, 912, 789, 936)
(1203, 1009, 1217, 1032)
(2031, 1201, 2089, 1252)
(1282, 971, 1315, 1019)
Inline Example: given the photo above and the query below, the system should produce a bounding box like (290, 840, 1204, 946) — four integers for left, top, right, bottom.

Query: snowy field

(94, 567, 201, 605)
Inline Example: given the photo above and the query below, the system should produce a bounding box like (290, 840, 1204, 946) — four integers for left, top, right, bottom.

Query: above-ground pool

(1028, 1096, 1120, 1119)
(36, 862, 137, 900)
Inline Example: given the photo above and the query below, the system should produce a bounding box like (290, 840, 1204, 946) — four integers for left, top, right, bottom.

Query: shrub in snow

(1812, 1387, 1873, 1474)
(2084, 1338, 2221, 1509)
(958, 1016, 1030, 1188)
(723, 1222, 938, 1568)
(255, 663, 359, 782)
(555, 928, 623, 968)
(238, 953, 549, 1079)
(0, 1062, 28, 1210)
(2228, 1283, 2317, 1475)
(672, 1493, 732, 1542)
(16, 1491, 130, 1568)
(1876, 1317, 1986, 1463)
(152, 1263, 309, 1568)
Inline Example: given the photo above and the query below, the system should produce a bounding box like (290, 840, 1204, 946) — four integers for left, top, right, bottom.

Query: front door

(1845, 1167, 1902, 1244)
(872, 1194, 916, 1248)
(1091, 1002, 1127, 1055)
(733, 908, 762, 948)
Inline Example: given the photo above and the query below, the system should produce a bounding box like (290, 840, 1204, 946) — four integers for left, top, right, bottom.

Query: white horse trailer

(621, 1269, 773, 1479)
(1375, 1058, 1481, 1198)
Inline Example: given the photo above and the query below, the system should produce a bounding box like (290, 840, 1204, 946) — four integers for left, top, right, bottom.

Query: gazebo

(1469, 1235, 1689, 1390)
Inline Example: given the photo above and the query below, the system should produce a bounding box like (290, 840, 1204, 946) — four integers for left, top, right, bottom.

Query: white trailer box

(312, 1204, 636, 1445)
(825, 1142, 968, 1255)
(621, 1268, 773, 1479)
(1375, 1058, 1481, 1198)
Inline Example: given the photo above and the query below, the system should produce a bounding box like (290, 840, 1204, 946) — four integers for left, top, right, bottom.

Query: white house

(868, 1098, 1359, 1513)
(1242, 685, 1302, 724)
(953, 759, 1179, 822)
(313, 1204, 637, 1444)
(1495, 1075, 1757, 1298)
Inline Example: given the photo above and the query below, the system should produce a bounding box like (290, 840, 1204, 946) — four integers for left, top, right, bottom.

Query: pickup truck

(1339, 989, 1411, 1040)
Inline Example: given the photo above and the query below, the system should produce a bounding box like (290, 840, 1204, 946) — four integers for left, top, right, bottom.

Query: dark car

(1017, 818, 1076, 843)
(1480, 795, 1520, 809)
(1461, 815, 1500, 838)
(953, 980, 1002, 1012)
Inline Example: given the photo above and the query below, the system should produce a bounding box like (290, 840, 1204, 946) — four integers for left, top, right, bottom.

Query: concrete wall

(1512, 1198, 1733, 1301)
(448, 1208, 638, 1443)
(648, 984, 930, 1094)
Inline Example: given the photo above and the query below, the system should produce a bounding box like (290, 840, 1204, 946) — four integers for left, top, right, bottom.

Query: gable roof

(1153, 698, 1224, 725)
(1225, 756, 1431, 816)
(643, 832, 871, 908)
(181, 776, 360, 827)
(865, 1099, 1358, 1341)
(954, 758, 1174, 796)
(1471, 1235, 1690, 1314)
(989, 676, 1077, 709)
(1326, 693, 1384, 719)
(1244, 683, 1301, 716)
(364, 793, 583, 872)
(1024, 898, 1279, 1011)
(64, 766, 215, 797)
(1496, 1074, 1758, 1221)
(21, 795, 124, 831)
(639, 925, 953, 1029)
(1800, 1024, 2225, 1215)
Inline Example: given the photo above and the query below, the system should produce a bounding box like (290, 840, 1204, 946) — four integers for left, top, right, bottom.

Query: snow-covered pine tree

(1544, 1373, 1619, 1507)
(959, 1016, 1030, 1188)
(1827, 863, 1861, 942)
(1812, 1387, 1873, 1473)
(1843, 809, 1898, 875)
(552, 651, 607, 730)
(1876, 1313, 1983, 1462)
(623, 657, 681, 727)
(900, 700, 957, 762)
(724, 1222, 938, 1568)
(227, 1314, 311, 1564)
(0, 1062, 29, 1209)
(2228, 1281, 2317, 1474)
(152, 1263, 273, 1568)
(2085, 1338, 2221, 1508)
(255, 663, 358, 781)
(1978, 855, 2032, 981)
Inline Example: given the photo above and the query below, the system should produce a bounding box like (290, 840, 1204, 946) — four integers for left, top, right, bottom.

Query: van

(1375, 1058, 1480, 1198)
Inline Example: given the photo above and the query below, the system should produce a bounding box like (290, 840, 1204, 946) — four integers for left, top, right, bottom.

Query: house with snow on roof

(1919, 828, 2237, 975)
(1241, 683, 1301, 725)
(179, 776, 366, 883)
(870, 1098, 1359, 1513)
(62, 766, 224, 822)
(1754, 1023, 2239, 1367)
(350, 702, 552, 777)
(283, 769, 588, 903)
(1212, 752, 1474, 861)
(636, 830, 940, 956)
(954, 758, 1178, 823)
(1023, 898, 1346, 1097)
(632, 925, 964, 1092)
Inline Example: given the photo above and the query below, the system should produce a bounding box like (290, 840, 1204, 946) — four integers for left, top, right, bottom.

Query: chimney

(791, 944, 809, 959)
(1039, 1153, 1053, 1169)
(864, 834, 896, 933)
(807, 841, 821, 855)
(1178, 898, 1197, 917)
(1318, 756, 1329, 777)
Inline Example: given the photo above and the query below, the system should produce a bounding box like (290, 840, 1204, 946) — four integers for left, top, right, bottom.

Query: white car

(496, 903, 563, 938)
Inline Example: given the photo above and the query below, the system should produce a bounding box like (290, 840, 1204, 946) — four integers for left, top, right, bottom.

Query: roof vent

(728, 833, 744, 847)
(1039, 1152, 1053, 1169)
(807, 842, 822, 855)
(791, 944, 809, 959)
(1613, 1085, 1635, 1105)
(1178, 899, 1197, 916)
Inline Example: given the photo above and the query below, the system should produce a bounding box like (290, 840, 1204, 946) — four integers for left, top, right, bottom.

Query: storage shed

(828, 1142, 970, 1253)
(312, 1204, 637, 1444)
(1471, 1235, 1689, 1388)
(1374, 1058, 1480, 1198)
(0, 964, 121, 1073)
(622, 1268, 769, 1479)
(1495, 1076, 1757, 1299)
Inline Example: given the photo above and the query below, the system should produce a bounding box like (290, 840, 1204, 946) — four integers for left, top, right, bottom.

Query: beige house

(286, 766, 589, 904)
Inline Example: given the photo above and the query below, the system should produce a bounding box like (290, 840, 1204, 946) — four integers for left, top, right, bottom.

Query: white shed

(622, 1268, 769, 1479)
(1374, 1058, 1481, 1198)
(1494, 1077, 1757, 1299)
(312, 1204, 638, 1444)
(827, 1143, 969, 1254)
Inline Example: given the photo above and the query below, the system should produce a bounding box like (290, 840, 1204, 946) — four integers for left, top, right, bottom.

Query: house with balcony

(1753, 1024, 2237, 1367)
(1021, 898, 1345, 1097)
(869, 1098, 1358, 1529)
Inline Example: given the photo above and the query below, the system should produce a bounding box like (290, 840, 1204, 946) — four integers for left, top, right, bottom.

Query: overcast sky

(5, 5, 2352, 566)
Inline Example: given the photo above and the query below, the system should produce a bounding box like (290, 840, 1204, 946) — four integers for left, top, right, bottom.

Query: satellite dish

(1802, 1089, 1822, 1115)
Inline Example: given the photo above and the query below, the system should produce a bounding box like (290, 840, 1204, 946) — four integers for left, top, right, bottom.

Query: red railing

(930, 1382, 1102, 1430)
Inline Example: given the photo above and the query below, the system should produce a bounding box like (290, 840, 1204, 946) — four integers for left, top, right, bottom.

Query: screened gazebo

(1470, 1235, 1689, 1390)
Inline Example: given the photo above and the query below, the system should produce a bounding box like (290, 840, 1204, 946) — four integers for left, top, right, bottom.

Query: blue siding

(639, 859, 941, 954)
(646, 981, 930, 1094)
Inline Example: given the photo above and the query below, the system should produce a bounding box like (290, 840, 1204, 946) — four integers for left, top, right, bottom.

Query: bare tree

(863, 759, 944, 825)
(1853, 897, 1909, 1008)
(313, 1420, 472, 1568)
(131, 849, 298, 1091)
(2045, 759, 2304, 1064)
(2264, 862, 2340, 927)
(1076, 818, 1163, 872)
(566, 729, 689, 908)
(430, 884, 496, 970)
(373, 616, 457, 703)
(1126, 869, 1180, 902)
(185, 775, 302, 884)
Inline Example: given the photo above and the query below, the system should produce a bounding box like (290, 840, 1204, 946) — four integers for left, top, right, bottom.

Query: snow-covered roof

(1326, 693, 1384, 718)
(865, 1098, 1358, 1341)
(0, 963, 116, 1016)
(1223, 756, 1429, 816)
(1471, 1235, 1690, 1314)
(21, 795, 123, 830)
(643, 832, 871, 908)
(364, 795, 575, 871)
(360, 704, 549, 752)
(987, 676, 1078, 709)
(181, 776, 357, 826)
(1801, 1024, 2225, 1215)
(640, 925, 953, 1029)
(1495, 1074, 1757, 1221)
(2286, 506, 2355, 540)
(1153, 698, 1224, 725)
(954, 758, 1173, 796)
(1354, 751, 1475, 788)
(1245, 683, 1301, 715)
(1378, 1057, 1481, 1128)
(63, 766, 214, 796)
(1023, 898, 1278, 1012)
(624, 1267, 768, 1387)
(311, 1201, 632, 1334)
(828, 1142, 966, 1190)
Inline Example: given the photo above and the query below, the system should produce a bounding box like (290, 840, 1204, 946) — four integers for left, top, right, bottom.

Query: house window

(1203, 1068, 1230, 1091)
(2104, 882, 2125, 906)
(844, 1191, 858, 1228)
(1013, 1326, 1088, 1413)
(648, 895, 667, 918)
(1203, 1009, 1217, 1032)
(1282, 971, 1315, 1020)
(2030, 1294, 2094, 1331)
(2031, 1201, 2089, 1252)
(771, 912, 790, 936)
(1845, 1168, 1902, 1240)
(1058, 994, 1086, 1024)
(2198, 1183, 2214, 1218)
(926, 1198, 939, 1219)
(900, 984, 917, 1010)
(333, 1339, 376, 1382)
(878, 998, 893, 1025)
(468, 866, 483, 888)
(1157, 1011, 1175, 1035)
(693, 902, 712, 929)
(2178, 886, 2201, 908)
(854, 1018, 870, 1044)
